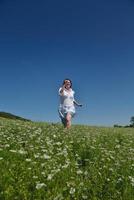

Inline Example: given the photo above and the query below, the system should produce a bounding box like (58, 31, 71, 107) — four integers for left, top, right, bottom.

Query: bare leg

(65, 113, 72, 129)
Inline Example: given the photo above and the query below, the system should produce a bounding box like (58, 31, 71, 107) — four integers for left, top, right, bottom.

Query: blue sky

(0, 0, 134, 126)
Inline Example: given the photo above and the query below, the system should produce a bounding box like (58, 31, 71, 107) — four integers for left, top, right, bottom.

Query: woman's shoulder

(71, 88, 75, 94)
(71, 88, 75, 92)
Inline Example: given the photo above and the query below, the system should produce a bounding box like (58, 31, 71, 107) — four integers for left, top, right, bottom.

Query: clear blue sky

(0, 0, 134, 126)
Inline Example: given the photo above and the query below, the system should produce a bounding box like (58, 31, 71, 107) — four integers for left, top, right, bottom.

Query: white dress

(58, 87, 75, 118)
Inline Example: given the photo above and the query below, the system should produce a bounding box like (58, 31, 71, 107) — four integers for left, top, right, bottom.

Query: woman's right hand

(62, 84, 65, 90)
(59, 84, 65, 95)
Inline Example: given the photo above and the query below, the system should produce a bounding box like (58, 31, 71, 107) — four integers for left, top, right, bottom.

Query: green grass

(0, 118, 134, 200)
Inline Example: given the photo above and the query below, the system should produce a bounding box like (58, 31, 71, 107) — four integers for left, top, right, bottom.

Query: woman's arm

(59, 84, 65, 96)
(73, 100, 82, 107)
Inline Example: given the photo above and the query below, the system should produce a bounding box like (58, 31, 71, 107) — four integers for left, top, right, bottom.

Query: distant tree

(130, 116, 134, 127)
(114, 124, 119, 128)
(113, 124, 122, 128)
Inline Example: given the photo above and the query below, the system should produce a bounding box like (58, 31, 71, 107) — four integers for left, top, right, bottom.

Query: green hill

(0, 111, 31, 121)
(0, 118, 134, 199)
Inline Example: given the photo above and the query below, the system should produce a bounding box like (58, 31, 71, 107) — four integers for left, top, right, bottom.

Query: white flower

(79, 182, 84, 187)
(56, 142, 62, 146)
(109, 168, 114, 172)
(34, 154, 40, 158)
(33, 176, 38, 179)
(84, 171, 88, 176)
(32, 161, 37, 165)
(18, 149, 27, 155)
(69, 187, 75, 195)
(41, 172, 46, 176)
(115, 144, 120, 149)
(76, 170, 83, 175)
(129, 176, 134, 187)
(62, 148, 68, 157)
(42, 154, 51, 159)
(41, 149, 47, 153)
(98, 172, 101, 176)
(117, 177, 122, 183)
(25, 158, 32, 162)
(82, 195, 88, 199)
(0, 157, 3, 160)
(62, 163, 69, 169)
(36, 183, 46, 189)
(41, 163, 45, 167)
(5, 144, 10, 148)
(9, 149, 17, 153)
(47, 174, 53, 180)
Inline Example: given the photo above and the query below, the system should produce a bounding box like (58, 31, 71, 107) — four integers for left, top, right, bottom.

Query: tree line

(114, 116, 134, 128)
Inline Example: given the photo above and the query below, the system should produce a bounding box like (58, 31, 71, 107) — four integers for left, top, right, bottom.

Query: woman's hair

(62, 78, 72, 88)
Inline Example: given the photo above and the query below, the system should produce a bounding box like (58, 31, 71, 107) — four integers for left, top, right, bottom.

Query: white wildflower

(56, 142, 62, 146)
(76, 170, 83, 175)
(32, 161, 37, 165)
(33, 176, 38, 179)
(25, 158, 32, 162)
(34, 154, 40, 158)
(98, 172, 101, 176)
(69, 187, 75, 195)
(79, 182, 84, 187)
(117, 177, 123, 183)
(42, 154, 51, 159)
(115, 144, 120, 149)
(62, 163, 69, 169)
(84, 171, 88, 176)
(36, 182, 46, 189)
(18, 149, 27, 155)
(82, 195, 88, 199)
(53, 134, 56, 138)
(41, 163, 45, 167)
(47, 174, 53, 181)
(41, 172, 46, 176)
(129, 176, 134, 187)
(109, 168, 114, 172)
(41, 149, 47, 153)
(9, 149, 17, 153)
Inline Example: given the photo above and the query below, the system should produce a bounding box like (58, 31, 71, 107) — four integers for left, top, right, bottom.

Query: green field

(0, 118, 134, 200)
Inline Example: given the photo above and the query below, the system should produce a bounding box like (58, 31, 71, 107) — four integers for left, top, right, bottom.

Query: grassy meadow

(0, 118, 134, 200)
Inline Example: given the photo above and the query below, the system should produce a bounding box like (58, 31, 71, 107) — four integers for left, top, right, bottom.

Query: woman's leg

(59, 109, 66, 127)
(65, 112, 72, 129)
(61, 117, 66, 127)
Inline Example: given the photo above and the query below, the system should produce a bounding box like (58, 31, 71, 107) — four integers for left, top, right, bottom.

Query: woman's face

(64, 80, 71, 89)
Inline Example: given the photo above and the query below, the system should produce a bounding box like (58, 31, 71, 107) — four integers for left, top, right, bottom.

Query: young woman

(58, 79, 82, 129)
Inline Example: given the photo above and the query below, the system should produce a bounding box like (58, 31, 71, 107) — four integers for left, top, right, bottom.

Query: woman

(58, 79, 82, 129)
